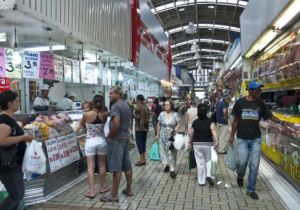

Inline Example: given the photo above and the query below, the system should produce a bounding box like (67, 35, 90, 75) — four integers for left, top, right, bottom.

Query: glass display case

(13, 111, 87, 205)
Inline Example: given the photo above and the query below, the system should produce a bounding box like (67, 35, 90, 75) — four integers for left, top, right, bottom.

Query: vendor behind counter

(33, 84, 56, 111)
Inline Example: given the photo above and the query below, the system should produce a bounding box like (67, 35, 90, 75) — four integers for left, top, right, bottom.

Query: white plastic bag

(174, 134, 184, 150)
(22, 140, 46, 175)
(183, 134, 190, 152)
(55, 98, 73, 111)
(0, 181, 6, 191)
(211, 147, 218, 176)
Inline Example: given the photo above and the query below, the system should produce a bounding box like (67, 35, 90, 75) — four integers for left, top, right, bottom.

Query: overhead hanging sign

(102, 68, 107, 86)
(6, 49, 22, 78)
(107, 69, 112, 86)
(23, 50, 40, 79)
(54, 55, 63, 81)
(92, 65, 98, 84)
(81, 63, 89, 84)
(72, 60, 80, 83)
(0, 48, 6, 78)
(39, 52, 55, 80)
(64, 58, 72, 82)
(86, 64, 93, 84)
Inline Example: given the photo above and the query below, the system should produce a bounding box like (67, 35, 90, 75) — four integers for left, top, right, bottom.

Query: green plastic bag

(149, 142, 160, 161)
(188, 150, 197, 170)
(0, 191, 26, 210)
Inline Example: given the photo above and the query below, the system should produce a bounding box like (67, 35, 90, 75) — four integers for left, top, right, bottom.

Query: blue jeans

(152, 115, 159, 136)
(236, 138, 261, 193)
(136, 131, 148, 154)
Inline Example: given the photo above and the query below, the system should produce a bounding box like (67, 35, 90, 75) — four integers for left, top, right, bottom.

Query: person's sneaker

(170, 171, 177, 179)
(164, 166, 170, 173)
(199, 184, 206, 186)
(237, 178, 244, 187)
(206, 177, 214, 186)
(246, 191, 259, 200)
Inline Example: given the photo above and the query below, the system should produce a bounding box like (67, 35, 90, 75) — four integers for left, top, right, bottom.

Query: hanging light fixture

(196, 60, 201, 66)
(193, 52, 200, 60)
(185, 22, 197, 34)
(191, 42, 199, 51)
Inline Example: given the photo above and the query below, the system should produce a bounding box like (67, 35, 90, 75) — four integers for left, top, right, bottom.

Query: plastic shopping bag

(183, 134, 190, 152)
(226, 146, 237, 171)
(188, 150, 197, 170)
(211, 147, 218, 176)
(22, 140, 47, 175)
(56, 98, 73, 111)
(149, 142, 160, 161)
(174, 133, 184, 150)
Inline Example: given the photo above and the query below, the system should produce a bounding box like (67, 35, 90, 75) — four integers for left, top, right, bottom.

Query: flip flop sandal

(99, 188, 110, 194)
(135, 161, 146, 166)
(100, 195, 119, 202)
(122, 189, 133, 196)
(84, 192, 95, 199)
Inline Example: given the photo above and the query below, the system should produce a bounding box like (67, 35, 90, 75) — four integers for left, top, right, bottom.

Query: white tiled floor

(259, 158, 300, 210)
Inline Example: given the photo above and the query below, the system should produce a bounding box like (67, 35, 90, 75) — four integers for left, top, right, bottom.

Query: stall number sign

(45, 134, 80, 173)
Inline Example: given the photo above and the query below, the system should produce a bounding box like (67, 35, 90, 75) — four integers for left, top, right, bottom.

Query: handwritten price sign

(66, 134, 80, 162)
(45, 138, 62, 173)
(23, 51, 40, 78)
(40, 52, 55, 80)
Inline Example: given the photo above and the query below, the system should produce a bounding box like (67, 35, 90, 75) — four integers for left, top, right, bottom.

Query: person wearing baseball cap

(33, 84, 56, 111)
(229, 81, 293, 200)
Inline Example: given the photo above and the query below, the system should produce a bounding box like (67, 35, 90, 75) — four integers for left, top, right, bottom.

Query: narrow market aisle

(27, 115, 286, 210)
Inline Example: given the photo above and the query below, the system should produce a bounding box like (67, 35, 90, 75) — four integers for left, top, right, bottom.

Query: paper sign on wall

(72, 60, 80, 83)
(23, 51, 40, 78)
(40, 52, 55, 80)
(66, 134, 80, 162)
(64, 59, 72, 82)
(45, 138, 62, 173)
(6, 49, 22, 78)
(0, 48, 6, 77)
(92, 65, 98, 84)
(54, 55, 63, 81)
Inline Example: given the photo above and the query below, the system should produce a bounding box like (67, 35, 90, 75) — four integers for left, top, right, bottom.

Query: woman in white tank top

(80, 94, 109, 199)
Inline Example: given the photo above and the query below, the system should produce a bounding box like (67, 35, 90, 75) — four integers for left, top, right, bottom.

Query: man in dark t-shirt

(229, 81, 292, 200)
(216, 95, 230, 154)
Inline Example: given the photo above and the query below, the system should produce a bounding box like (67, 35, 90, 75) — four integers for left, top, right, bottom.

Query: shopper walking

(172, 97, 180, 113)
(0, 90, 35, 210)
(134, 95, 150, 166)
(185, 98, 200, 133)
(189, 104, 219, 186)
(229, 81, 292, 200)
(101, 86, 133, 202)
(151, 98, 161, 136)
(80, 94, 109, 198)
(216, 94, 231, 154)
(155, 99, 180, 178)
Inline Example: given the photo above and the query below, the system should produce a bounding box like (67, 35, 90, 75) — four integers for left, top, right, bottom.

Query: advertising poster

(0, 78, 11, 92)
(6, 49, 22, 78)
(23, 50, 40, 78)
(66, 134, 80, 162)
(72, 60, 80, 83)
(54, 55, 63, 81)
(39, 52, 55, 80)
(45, 138, 62, 173)
(0, 48, 6, 77)
(64, 58, 72, 82)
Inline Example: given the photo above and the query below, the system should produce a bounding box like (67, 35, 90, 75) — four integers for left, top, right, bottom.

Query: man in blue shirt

(216, 94, 230, 154)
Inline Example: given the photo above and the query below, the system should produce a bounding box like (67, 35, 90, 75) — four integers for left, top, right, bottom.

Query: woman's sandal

(100, 195, 119, 202)
(122, 189, 134, 196)
(84, 192, 95, 199)
(135, 161, 146, 166)
(99, 188, 110, 194)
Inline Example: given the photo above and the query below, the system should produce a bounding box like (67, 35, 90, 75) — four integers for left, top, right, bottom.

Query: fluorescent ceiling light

(0, 38, 6, 42)
(168, 24, 240, 35)
(208, 5, 215, 9)
(171, 39, 230, 48)
(275, 0, 300, 29)
(208, 28, 213, 30)
(185, 22, 197, 34)
(230, 56, 242, 70)
(23, 45, 65, 52)
(178, 8, 185, 12)
(0, 33, 6, 37)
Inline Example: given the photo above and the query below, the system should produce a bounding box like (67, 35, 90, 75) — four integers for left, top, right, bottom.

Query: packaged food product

(57, 112, 72, 122)
(17, 121, 23, 128)
(35, 115, 49, 122)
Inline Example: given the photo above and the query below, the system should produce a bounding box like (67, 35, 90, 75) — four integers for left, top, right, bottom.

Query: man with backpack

(151, 98, 162, 136)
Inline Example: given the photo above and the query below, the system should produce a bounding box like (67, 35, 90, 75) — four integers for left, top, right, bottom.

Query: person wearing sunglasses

(229, 81, 293, 200)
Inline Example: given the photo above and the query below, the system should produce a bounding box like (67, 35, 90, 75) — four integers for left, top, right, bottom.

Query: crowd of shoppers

(1, 81, 285, 209)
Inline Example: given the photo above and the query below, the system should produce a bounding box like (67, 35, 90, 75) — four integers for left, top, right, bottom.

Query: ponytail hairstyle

(197, 104, 208, 120)
(92, 94, 105, 111)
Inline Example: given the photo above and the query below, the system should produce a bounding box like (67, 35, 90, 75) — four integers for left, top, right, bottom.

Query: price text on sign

(5, 49, 22, 78)
(54, 55, 63, 81)
(23, 51, 40, 78)
(57, 136, 72, 166)
(45, 138, 62, 173)
(72, 60, 80, 83)
(40, 52, 55, 80)
(66, 134, 80, 162)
